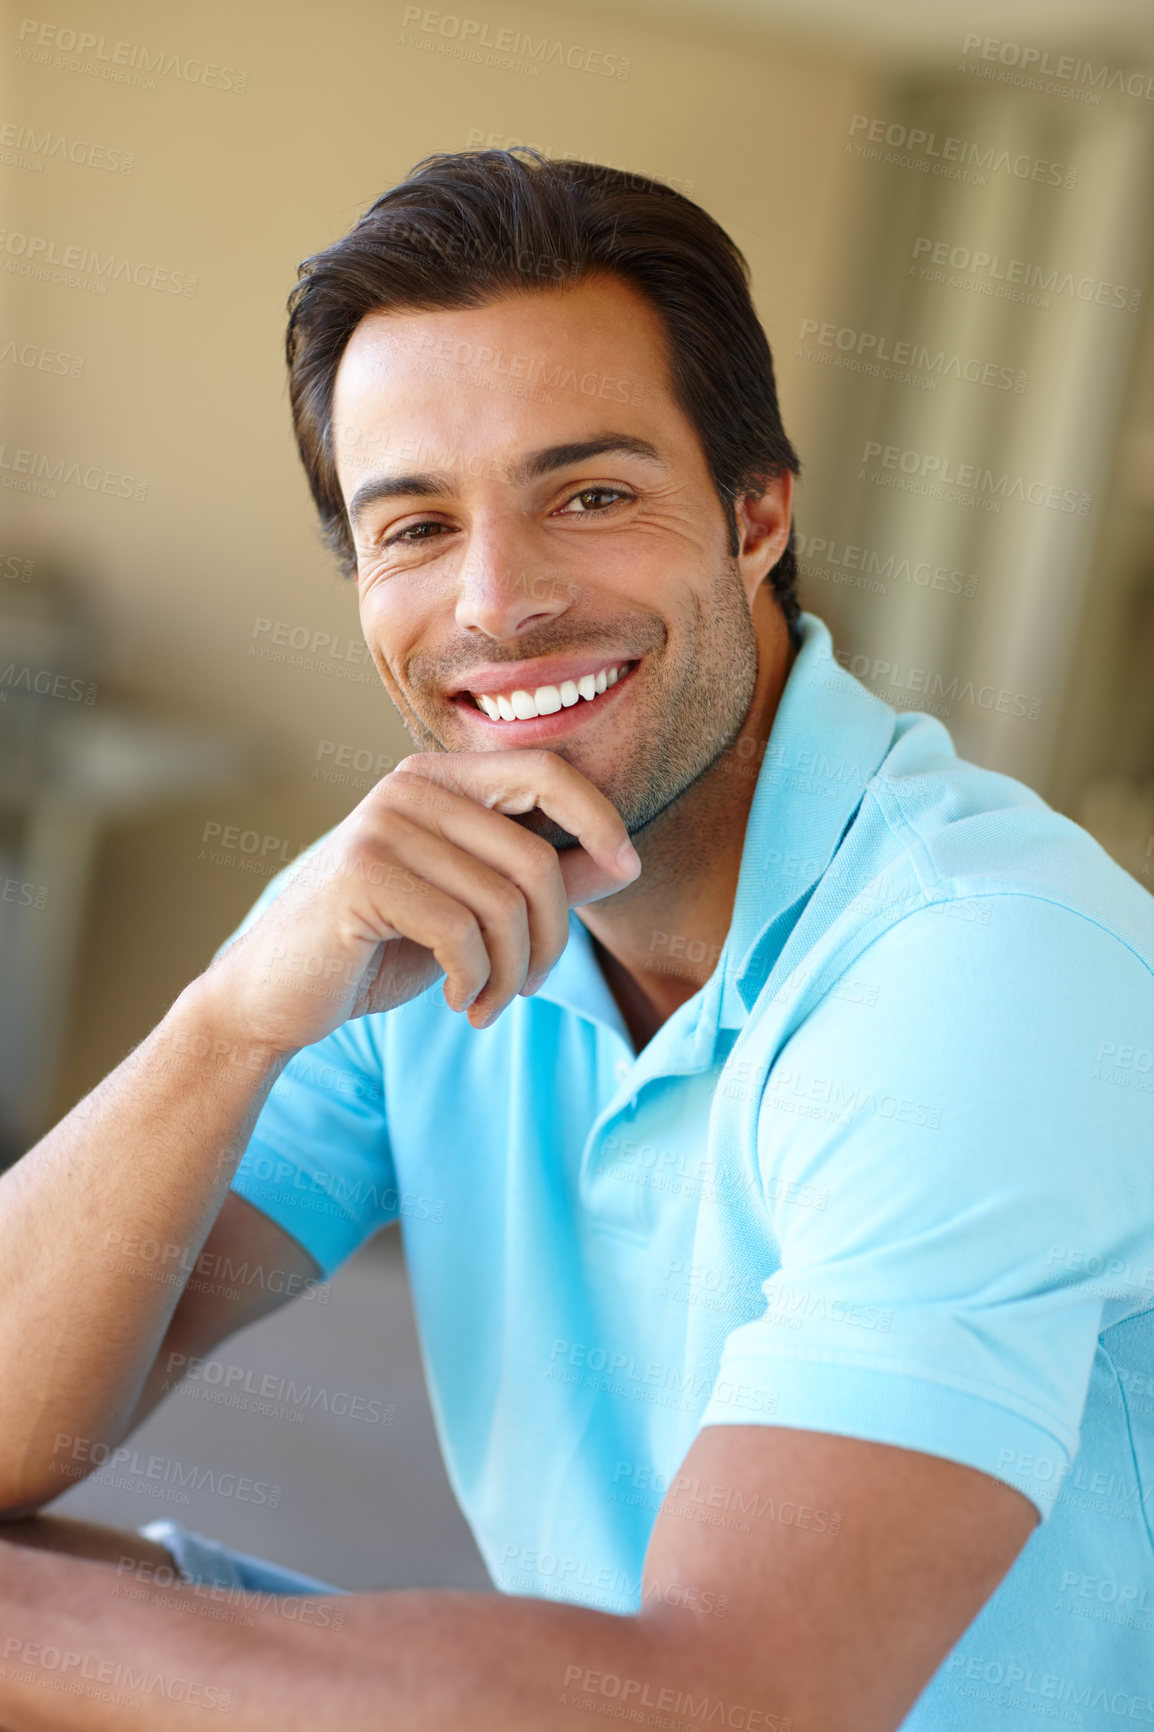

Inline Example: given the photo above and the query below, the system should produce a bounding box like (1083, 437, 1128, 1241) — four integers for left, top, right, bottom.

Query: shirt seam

(718, 1346, 1082, 1457)
(865, 781, 1154, 980)
(1097, 1338, 1154, 1554)
(863, 778, 943, 899)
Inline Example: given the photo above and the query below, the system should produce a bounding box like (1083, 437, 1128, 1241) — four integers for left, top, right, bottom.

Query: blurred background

(2, 0, 1153, 1587)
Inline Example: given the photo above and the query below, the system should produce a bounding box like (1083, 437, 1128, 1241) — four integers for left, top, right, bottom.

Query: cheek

(355, 589, 391, 661)
(357, 586, 425, 686)
(613, 517, 718, 590)
(356, 566, 405, 633)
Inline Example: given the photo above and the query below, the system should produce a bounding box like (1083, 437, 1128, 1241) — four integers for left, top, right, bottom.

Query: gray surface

(49, 1225, 493, 1594)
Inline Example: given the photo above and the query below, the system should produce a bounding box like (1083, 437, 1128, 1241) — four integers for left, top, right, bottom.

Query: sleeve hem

(698, 1355, 1076, 1522)
(230, 1141, 395, 1282)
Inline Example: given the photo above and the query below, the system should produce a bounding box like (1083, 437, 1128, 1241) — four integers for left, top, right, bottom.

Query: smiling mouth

(461, 659, 639, 722)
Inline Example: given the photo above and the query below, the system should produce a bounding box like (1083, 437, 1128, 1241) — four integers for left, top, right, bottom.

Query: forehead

(331, 274, 676, 450)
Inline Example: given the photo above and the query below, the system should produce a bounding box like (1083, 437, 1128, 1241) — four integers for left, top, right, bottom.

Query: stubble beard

(390, 557, 761, 854)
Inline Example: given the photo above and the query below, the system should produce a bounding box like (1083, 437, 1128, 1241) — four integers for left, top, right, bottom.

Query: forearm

(0, 1542, 694, 1732)
(0, 979, 290, 1508)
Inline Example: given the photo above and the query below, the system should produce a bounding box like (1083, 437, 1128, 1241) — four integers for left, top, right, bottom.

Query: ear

(734, 471, 794, 609)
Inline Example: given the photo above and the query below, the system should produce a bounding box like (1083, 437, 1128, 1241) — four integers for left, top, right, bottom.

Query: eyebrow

(345, 434, 668, 532)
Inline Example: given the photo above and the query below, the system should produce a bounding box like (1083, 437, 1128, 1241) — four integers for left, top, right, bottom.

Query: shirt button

(614, 1058, 631, 1084)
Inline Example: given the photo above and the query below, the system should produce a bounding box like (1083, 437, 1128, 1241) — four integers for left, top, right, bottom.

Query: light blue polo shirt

(223, 612, 1154, 1731)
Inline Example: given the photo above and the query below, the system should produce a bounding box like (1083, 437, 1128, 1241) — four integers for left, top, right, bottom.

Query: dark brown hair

(285, 148, 803, 638)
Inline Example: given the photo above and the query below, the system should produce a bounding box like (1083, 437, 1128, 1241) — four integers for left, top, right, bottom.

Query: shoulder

(789, 712, 1154, 988)
(746, 892, 1154, 1264)
(770, 888, 1153, 1101)
(872, 722, 1153, 951)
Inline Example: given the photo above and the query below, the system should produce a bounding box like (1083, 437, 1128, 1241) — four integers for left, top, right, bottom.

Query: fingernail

(616, 841, 641, 871)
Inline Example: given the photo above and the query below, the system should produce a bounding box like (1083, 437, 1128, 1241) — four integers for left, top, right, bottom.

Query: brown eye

(384, 520, 452, 547)
(557, 487, 632, 515)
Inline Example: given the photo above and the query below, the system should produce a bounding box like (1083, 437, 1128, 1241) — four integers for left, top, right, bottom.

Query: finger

(553, 840, 641, 909)
(359, 809, 538, 1020)
(388, 750, 641, 892)
(333, 836, 495, 1013)
(372, 779, 573, 995)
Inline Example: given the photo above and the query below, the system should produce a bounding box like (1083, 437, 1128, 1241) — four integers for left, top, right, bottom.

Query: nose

(453, 508, 574, 641)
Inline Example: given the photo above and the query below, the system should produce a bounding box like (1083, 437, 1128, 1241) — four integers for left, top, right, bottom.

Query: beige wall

(1, 0, 876, 1113)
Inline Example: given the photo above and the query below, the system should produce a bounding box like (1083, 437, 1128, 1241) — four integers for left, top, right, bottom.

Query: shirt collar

(535, 612, 897, 1044)
(718, 611, 896, 1022)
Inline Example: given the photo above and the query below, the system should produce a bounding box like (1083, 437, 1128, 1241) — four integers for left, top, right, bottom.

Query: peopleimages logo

(795, 532, 980, 600)
(960, 33, 1154, 103)
(1, 1641, 232, 1713)
(847, 113, 1077, 188)
(860, 439, 1092, 516)
(0, 338, 85, 378)
(944, 1648, 1154, 1722)
(0, 118, 134, 173)
(15, 18, 248, 93)
(910, 237, 1141, 312)
(0, 442, 147, 501)
(559, 1667, 791, 1731)
(163, 1353, 396, 1427)
(49, 1432, 282, 1508)
(0, 227, 197, 295)
(0, 664, 97, 703)
(399, 7, 631, 78)
(832, 647, 1042, 722)
(797, 318, 1027, 393)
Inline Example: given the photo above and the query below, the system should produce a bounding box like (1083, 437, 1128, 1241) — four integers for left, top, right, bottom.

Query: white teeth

(473, 661, 631, 721)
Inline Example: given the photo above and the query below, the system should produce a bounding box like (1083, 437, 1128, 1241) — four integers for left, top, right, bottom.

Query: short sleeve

(230, 1015, 398, 1281)
(212, 834, 400, 1280)
(700, 895, 1154, 1521)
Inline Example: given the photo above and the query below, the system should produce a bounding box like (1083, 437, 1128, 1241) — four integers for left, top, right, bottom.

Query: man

(0, 148, 1151, 1730)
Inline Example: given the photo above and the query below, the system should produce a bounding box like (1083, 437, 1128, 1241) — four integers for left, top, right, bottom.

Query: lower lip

(452, 661, 640, 742)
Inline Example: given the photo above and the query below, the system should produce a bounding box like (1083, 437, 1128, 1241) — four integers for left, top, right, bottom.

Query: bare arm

(0, 748, 638, 1517)
(0, 1195, 322, 1543)
(0, 1425, 1037, 1731)
(0, 1001, 297, 1516)
(118, 1193, 323, 1440)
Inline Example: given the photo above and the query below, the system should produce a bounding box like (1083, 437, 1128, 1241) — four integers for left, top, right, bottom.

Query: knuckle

(342, 834, 382, 874)
(475, 775, 511, 809)
(439, 903, 481, 947)
(520, 748, 558, 774)
(385, 767, 435, 797)
(486, 878, 528, 923)
(362, 809, 417, 860)
(517, 832, 560, 879)
(393, 752, 432, 776)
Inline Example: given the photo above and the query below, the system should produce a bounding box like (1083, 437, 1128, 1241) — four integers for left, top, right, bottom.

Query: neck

(577, 589, 796, 1052)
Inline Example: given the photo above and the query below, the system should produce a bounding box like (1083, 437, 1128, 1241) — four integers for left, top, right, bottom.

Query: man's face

(330, 273, 789, 848)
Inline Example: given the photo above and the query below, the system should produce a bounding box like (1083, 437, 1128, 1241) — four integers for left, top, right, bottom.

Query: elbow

(0, 1447, 79, 1520)
(0, 1489, 56, 1521)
